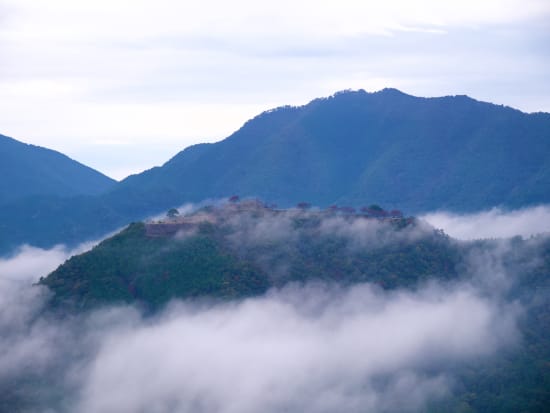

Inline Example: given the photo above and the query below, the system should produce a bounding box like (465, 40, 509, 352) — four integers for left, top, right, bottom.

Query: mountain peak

(377, 87, 407, 95)
(327, 88, 413, 103)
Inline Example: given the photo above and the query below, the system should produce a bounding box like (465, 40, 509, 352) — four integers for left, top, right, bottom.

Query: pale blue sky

(0, 0, 549, 179)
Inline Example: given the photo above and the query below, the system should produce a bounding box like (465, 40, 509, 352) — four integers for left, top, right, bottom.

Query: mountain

(0, 134, 116, 204)
(41, 202, 456, 310)
(1, 89, 550, 254)
(118, 88, 550, 211)
(37, 202, 550, 413)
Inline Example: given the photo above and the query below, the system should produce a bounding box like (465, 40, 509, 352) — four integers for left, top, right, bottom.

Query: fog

(0, 205, 547, 412)
(224, 207, 437, 280)
(0, 275, 521, 413)
(77, 284, 519, 413)
(422, 205, 550, 240)
(0, 240, 102, 392)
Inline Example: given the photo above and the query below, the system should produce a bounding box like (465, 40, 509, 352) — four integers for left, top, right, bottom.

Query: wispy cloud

(76, 283, 519, 413)
(0, 273, 522, 413)
(422, 205, 550, 240)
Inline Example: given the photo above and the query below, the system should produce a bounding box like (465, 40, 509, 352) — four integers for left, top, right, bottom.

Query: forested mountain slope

(0, 134, 115, 204)
(118, 88, 550, 211)
(1, 89, 549, 254)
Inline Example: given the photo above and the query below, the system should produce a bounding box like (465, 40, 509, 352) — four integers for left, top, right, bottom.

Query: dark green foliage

(42, 222, 270, 310)
(166, 207, 179, 219)
(40, 204, 461, 312)
(0, 133, 115, 204)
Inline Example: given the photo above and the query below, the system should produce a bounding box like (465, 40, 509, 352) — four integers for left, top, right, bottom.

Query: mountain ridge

(0, 133, 116, 204)
(116, 88, 550, 209)
(1, 88, 549, 254)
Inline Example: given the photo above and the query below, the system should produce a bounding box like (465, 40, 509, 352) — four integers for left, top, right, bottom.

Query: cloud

(74, 282, 519, 413)
(0, 207, 545, 412)
(0, 247, 524, 412)
(0, 236, 115, 385)
(4, 0, 549, 42)
(221, 208, 440, 282)
(0, 240, 100, 330)
(0, 237, 109, 282)
(0, 244, 69, 283)
(318, 215, 435, 249)
(421, 205, 550, 240)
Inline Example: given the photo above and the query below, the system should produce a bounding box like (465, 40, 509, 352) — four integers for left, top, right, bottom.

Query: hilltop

(41, 200, 455, 310)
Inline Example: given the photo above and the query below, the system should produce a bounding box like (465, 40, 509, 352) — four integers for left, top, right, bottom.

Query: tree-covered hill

(40, 202, 458, 310)
(36, 201, 550, 413)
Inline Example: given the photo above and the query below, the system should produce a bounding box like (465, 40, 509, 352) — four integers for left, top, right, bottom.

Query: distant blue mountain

(0, 134, 115, 204)
(1, 89, 549, 254)
(118, 88, 550, 211)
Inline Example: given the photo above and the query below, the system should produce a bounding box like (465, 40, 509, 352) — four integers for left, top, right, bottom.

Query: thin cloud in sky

(3, 0, 548, 40)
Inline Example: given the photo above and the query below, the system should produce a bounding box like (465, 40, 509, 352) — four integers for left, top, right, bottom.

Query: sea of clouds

(0, 205, 548, 412)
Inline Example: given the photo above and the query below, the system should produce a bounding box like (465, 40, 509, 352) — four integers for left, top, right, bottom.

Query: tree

(167, 208, 179, 219)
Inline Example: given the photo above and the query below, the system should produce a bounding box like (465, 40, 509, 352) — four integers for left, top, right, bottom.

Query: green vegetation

(38, 202, 550, 412)
(41, 203, 457, 310)
(42, 222, 269, 310)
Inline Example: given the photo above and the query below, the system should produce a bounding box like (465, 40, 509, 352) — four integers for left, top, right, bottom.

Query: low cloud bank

(0, 204, 547, 412)
(0, 240, 100, 347)
(0, 264, 523, 412)
(76, 283, 519, 413)
(422, 205, 550, 240)
(0, 239, 103, 397)
(0, 242, 96, 284)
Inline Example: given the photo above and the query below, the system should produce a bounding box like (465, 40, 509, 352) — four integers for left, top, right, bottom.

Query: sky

(0, 0, 549, 179)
